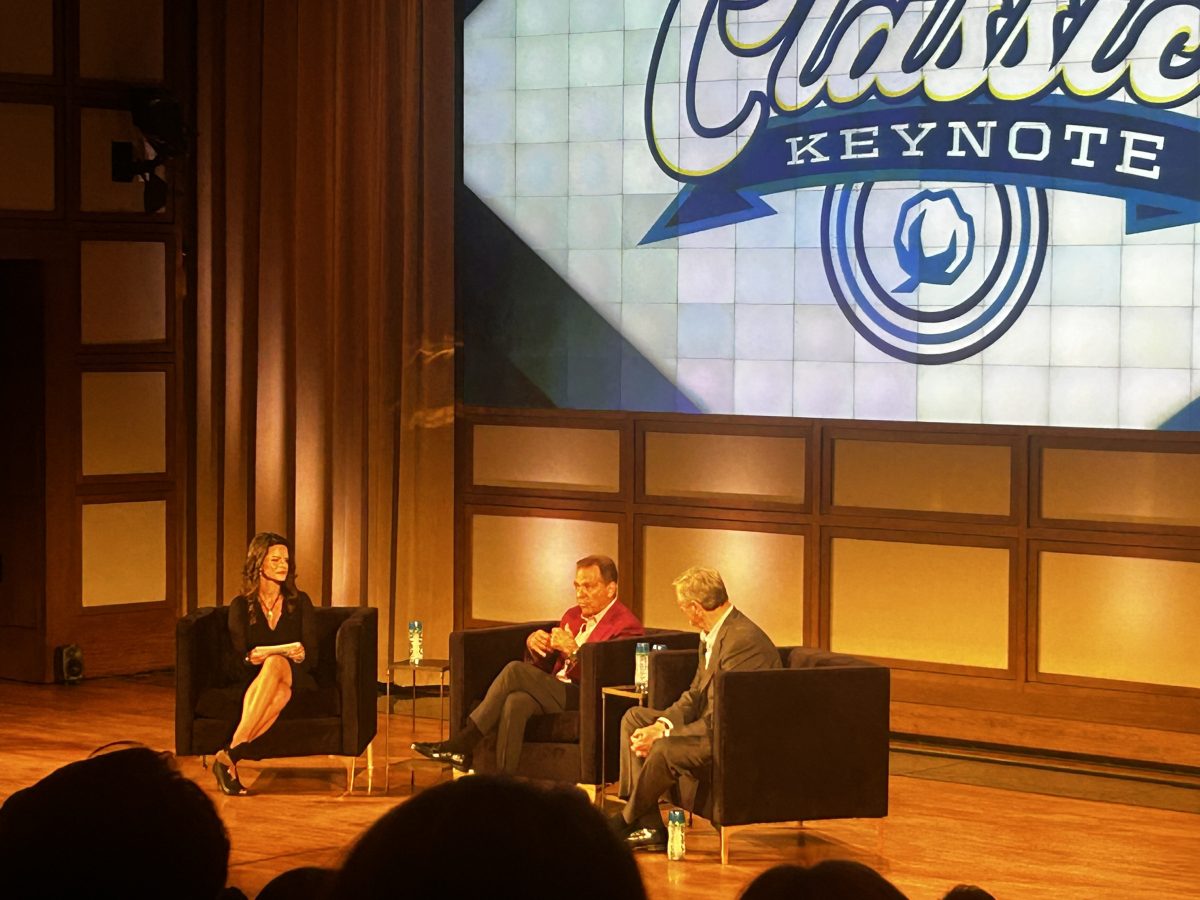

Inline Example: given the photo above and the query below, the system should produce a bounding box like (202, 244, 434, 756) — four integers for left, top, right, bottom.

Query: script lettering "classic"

(644, 0, 1200, 181)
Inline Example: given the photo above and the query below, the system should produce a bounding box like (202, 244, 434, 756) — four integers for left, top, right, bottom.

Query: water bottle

(634, 641, 650, 692)
(667, 808, 686, 860)
(408, 620, 424, 665)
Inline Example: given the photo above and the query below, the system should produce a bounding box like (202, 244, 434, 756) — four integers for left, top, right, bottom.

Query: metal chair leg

(718, 824, 753, 865)
(346, 756, 356, 793)
(366, 742, 374, 794)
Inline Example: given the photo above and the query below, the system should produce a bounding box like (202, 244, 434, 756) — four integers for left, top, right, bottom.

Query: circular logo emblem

(821, 181, 1049, 365)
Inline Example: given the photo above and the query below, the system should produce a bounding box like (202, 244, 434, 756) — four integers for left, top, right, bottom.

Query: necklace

(261, 596, 282, 623)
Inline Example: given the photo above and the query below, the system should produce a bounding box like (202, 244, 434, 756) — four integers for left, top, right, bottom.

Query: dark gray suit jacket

(660, 607, 780, 739)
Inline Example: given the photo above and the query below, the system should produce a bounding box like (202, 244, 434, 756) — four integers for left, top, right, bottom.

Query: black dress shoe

(212, 759, 247, 796)
(411, 740, 472, 772)
(624, 825, 667, 852)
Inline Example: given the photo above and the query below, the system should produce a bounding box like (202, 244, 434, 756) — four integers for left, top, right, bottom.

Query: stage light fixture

(110, 87, 189, 214)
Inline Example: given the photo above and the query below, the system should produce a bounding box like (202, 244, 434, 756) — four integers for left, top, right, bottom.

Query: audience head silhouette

(740, 860, 909, 900)
(330, 774, 646, 899)
(256, 865, 335, 900)
(943, 886, 996, 899)
(0, 744, 233, 900)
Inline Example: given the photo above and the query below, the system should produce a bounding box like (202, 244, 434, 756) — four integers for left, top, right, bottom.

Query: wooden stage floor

(1, 674, 1197, 899)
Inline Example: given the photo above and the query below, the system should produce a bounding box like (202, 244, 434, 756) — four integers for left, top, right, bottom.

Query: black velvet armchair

(449, 622, 699, 793)
(648, 645, 890, 863)
(175, 605, 378, 791)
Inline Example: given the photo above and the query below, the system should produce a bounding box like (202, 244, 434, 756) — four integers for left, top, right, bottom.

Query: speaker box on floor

(54, 644, 84, 684)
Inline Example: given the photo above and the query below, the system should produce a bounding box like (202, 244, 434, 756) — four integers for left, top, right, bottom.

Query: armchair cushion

(522, 712, 580, 744)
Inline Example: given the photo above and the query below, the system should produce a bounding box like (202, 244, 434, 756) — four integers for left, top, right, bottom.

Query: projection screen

(459, 0, 1200, 430)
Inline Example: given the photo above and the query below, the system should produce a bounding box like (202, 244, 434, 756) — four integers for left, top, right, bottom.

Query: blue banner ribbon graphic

(641, 96, 1200, 244)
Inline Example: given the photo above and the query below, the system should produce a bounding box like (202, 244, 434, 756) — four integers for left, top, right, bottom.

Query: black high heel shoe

(213, 753, 247, 796)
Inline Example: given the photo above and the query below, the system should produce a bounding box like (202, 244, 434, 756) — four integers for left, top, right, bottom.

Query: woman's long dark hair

(241, 532, 298, 624)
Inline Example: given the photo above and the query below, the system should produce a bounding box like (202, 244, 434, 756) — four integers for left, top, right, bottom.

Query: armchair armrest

(449, 621, 556, 736)
(175, 607, 221, 756)
(335, 607, 378, 757)
(576, 631, 698, 784)
(711, 664, 890, 826)
(575, 636, 644, 783)
(576, 634, 643, 694)
(647, 648, 698, 711)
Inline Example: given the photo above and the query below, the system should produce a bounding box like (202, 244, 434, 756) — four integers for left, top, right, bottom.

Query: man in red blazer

(412, 554, 644, 773)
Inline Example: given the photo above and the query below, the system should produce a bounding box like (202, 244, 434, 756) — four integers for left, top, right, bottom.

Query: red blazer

(525, 599, 644, 683)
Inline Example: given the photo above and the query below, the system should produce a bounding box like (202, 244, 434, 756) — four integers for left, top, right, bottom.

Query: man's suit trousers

(468, 660, 577, 774)
(618, 706, 711, 825)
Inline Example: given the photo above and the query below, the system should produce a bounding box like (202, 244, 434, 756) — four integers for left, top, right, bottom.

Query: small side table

(600, 684, 646, 807)
(385, 657, 450, 793)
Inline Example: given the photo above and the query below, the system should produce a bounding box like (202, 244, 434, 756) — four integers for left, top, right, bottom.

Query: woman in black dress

(213, 531, 318, 796)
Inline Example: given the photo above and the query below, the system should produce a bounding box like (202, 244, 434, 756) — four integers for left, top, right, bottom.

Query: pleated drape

(192, 0, 455, 666)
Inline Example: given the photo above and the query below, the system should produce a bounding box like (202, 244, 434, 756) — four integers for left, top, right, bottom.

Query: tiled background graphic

(462, 0, 1200, 428)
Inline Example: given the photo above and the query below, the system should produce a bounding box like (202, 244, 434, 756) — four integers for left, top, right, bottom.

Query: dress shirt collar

(555, 598, 620, 683)
(579, 597, 618, 640)
(701, 604, 734, 667)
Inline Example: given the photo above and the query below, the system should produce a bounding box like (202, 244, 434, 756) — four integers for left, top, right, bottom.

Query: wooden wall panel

(78, 0, 163, 81)
(459, 409, 1200, 765)
(829, 536, 1011, 671)
(81, 371, 166, 475)
(0, 1, 186, 680)
(468, 511, 619, 623)
(0, 0, 55, 76)
(832, 438, 1012, 517)
(473, 423, 620, 492)
(1037, 549, 1200, 690)
(642, 522, 805, 645)
(643, 430, 807, 506)
(80, 240, 167, 345)
(1041, 446, 1200, 528)
(0, 103, 55, 210)
(81, 498, 167, 607)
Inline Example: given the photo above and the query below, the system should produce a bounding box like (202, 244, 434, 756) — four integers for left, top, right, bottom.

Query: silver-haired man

(612, 566, 780, 851)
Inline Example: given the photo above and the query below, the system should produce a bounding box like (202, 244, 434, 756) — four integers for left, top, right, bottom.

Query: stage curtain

(193, 0, 455, 666)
